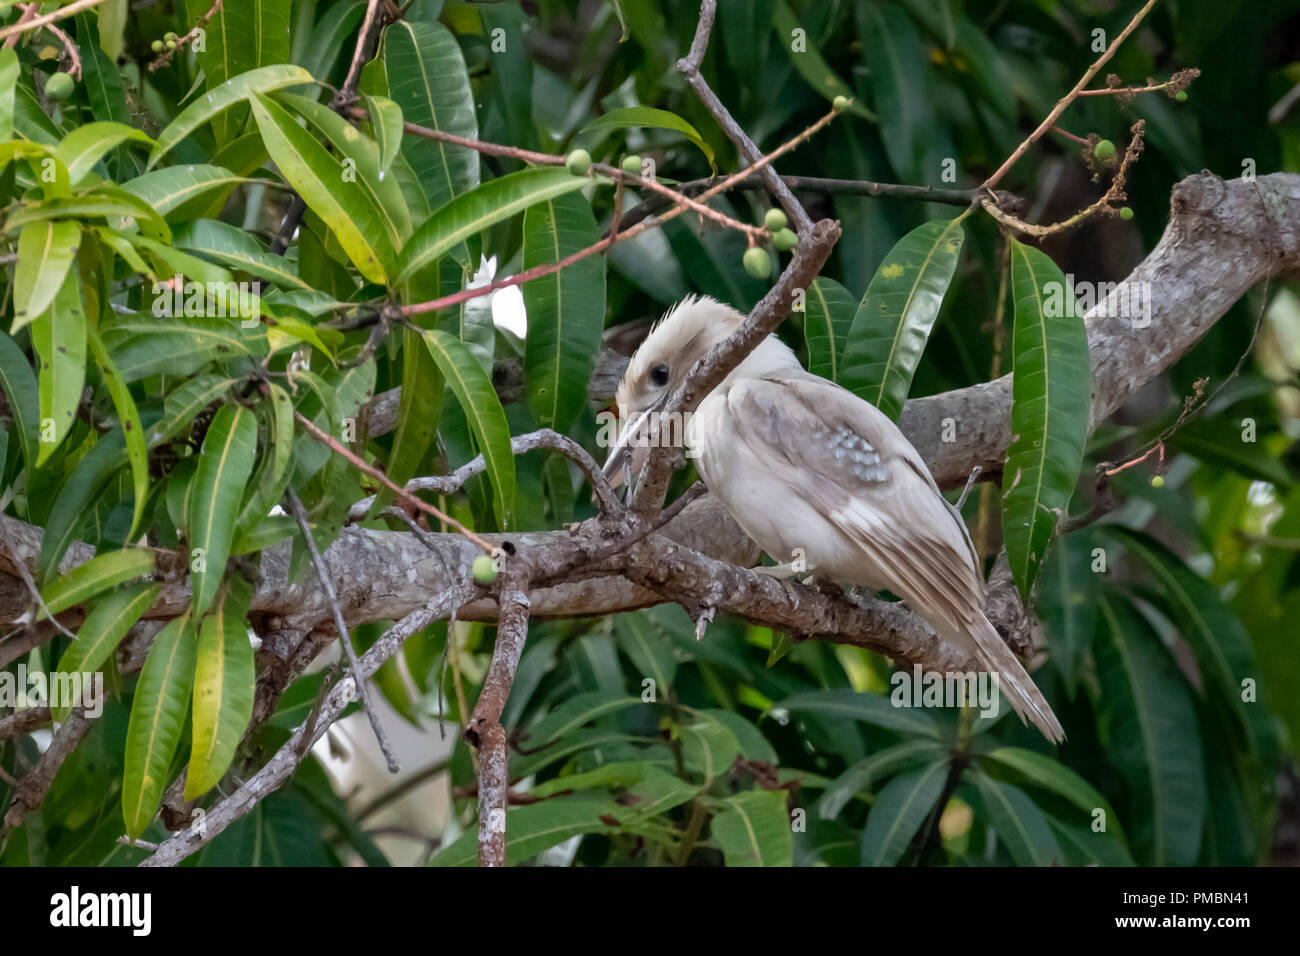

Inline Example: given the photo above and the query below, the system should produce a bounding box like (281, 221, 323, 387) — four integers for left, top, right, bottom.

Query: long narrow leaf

(122, 614, 197, 836)
(187, 405, 259, 616)
(1001, 241, 1091, 600)
(422, 329, 515, 527)
(840, 217, 965, 419)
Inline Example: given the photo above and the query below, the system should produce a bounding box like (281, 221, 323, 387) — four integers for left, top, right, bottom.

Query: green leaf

(860, 1, 934, 180)
(295, 0, 365, 83)
(711, 789, 793, 866)
(858, 760, 948, 866)
(970, 771, 1063, 866)
(98, 0, 127, 61)
(123, 614, 197, 836)
(776, 688, 943, 738)
(187, 404, 259, 616)
(0, 331, 40, 471)
(6, 190, 169, 242)
(395, 167, 588, 285)
(87, 325, 147, 537)
(422, 329, 516, 527)
(37, 430, 128, 582)
(771, 0, 875, 120)
(522, 192, 605, 433)
(186, 580, 255, 798)
(30, 270, 86, 465)
(1095, 594, 1205, 865)
(275, 91, 411, 247)
(428, 793, 621, 867)
(39, 548, 155, 618)
(148, 64, 315, 168)
(983, 746, 1125, 844)
(1034, 528, 1097, 696)
(840, 217, 965, 419)
(681, 713, 742, 782)
(369, 326, 441, 518)
(1047, 816, 1136, 866)
(1107, 528, 1279, 787)
(12, 219, 80, 334)
(802, 276, 856, 383)
(516, 691, 644, 749)
(198, 0, 293, 144)
(54, 122, 153, 185)
(103, 316, 266, 383)
(156, 376, 235, 445)
(172, 219, 311, 290)
(0, 48, 17, 142)
(248, 92, 394, 284)
(234, 382, 295, 534)
(1001, 240, 1092, 601)
(382, 19, 479, 210)
(613, 611, 677, 693)
(817, 738, 945, 820)
(364, 93, 403, 176)
(121, 165, 247, 220)
(579, 106, 715, 170)
(52, 582, 159, 722)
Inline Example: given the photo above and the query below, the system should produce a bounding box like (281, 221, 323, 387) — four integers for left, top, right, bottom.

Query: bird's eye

(650, 363, 670, 387)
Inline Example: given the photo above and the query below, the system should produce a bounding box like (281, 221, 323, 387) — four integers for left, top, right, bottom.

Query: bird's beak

(601, 402, 661, 490)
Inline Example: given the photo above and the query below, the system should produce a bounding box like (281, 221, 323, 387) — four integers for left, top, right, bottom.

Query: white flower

(467, 255, 527, 339)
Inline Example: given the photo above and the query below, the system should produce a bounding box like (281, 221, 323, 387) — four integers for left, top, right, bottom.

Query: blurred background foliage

(2, 0, 1299, 867)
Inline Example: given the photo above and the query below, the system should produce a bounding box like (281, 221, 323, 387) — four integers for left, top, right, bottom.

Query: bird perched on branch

(603, 295, 1064, 742)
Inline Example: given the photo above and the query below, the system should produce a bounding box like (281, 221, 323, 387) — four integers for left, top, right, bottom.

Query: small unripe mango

(1119, 206, 1134, 220)
(742, 246, 771, 278)
(45, 72, 74, 101)
(1175, 90, 1188, 102)
(772, 228, 797, 251)
(472, 555, 498, 584)
(1093, 139, 1116, 163)
(833, 95, 850, 111)
(621, 154, 643, 176)
(152, 40, 164, 53)
(565, 149, 591, 175)
(764, 208, 788, 231)
(1150, 475, 1164, 488)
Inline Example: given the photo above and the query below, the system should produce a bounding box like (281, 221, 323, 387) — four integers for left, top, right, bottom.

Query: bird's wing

(724, 374, 985, 633)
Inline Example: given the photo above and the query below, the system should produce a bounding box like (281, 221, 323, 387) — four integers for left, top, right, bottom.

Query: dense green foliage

(0, 0, 1297, 867)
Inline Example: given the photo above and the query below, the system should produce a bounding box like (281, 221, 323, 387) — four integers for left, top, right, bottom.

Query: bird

(602, 294, 1064, 742)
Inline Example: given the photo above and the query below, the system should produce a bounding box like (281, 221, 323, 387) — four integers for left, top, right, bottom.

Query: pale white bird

(603, 295, 1064, 742)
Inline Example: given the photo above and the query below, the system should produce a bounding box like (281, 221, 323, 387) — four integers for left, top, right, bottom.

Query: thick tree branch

(463, 570, 531, 867)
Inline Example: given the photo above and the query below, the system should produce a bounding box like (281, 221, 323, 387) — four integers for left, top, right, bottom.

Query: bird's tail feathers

(962, 613, 1065, 743)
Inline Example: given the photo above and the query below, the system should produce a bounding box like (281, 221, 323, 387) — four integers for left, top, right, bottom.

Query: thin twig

(336, 0, 383, 104)
(0, 0, 110, 43)
(980, 0, 1158, 190)
(982, 121, 1145, 237)
(285, 488, 399, 773)
(42, 19, 81, 80)
(396, 105, 839, 318)
(294, 408, 496, 554)
(148, 0, 223, 72)
(348, 428, 624, 519)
